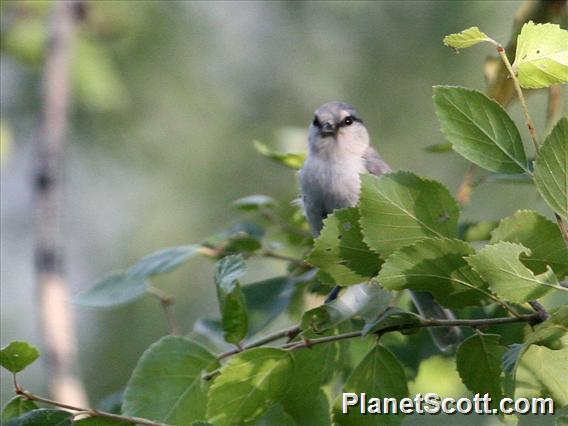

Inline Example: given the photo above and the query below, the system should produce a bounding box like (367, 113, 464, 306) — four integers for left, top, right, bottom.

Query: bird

(299, 101, 461, 352)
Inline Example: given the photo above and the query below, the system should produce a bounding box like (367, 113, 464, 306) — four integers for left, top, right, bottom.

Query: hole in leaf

(343, 222, 352, 231)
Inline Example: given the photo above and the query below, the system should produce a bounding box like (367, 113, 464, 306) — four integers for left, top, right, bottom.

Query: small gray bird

(300, 101, 461, 351)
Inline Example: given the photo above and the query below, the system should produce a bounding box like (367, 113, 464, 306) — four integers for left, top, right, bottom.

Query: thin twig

(493, 44, 568, 246)
(217, 324, 301, 361)
(15, 387, 169, 426)
(202, 325, 301, 380)
(495, 45, 540, 155)
(255, 250, 309, 267)
(147, 286, 180, 336)
(282, 314, 539, 351)
(202, 313, 540, 380)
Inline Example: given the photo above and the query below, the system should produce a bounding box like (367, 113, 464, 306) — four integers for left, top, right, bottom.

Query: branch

(34, 0, 88, 406)
(14, 387, 169, 426)
(147, 286, 180, 336)
(217, 324, 301, 361)
(203, 313, 540, 380)
(283, 314, 540, 351)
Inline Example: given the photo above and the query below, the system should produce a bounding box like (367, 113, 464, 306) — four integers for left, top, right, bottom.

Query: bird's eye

(312, 116, 320, 127)
(343, 116, 354, 126)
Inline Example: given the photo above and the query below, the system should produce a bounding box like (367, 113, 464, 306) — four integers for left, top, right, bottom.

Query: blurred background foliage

(0, 1, 562, 424)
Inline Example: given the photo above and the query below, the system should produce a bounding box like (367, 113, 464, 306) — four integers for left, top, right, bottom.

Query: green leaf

(217, 222, 265, 253)
(206, 348, 294, 426)
(524, 306, 568, 350)
(281, 334, 336, 426)
(218, 222, 265, 242)
(254, 405, 296, 426)
(253, 141, 305, 170)
(433, 86, 528, 173)
(0, 341, 40, 373)
(232, 195, 275, 211)
(515, 345, 568, 406)
(512, 21, 568, 89)
(308, 207, 381, 286)
(503, 308, 568, 400)
(301, 283, 391, 333)
(466, 241, 565, 303)
(283, 391, 329, 426)
(491, 210, 568, 279)
(214, 255, 249, 344)
(1, 396, 38, 422)
(362, 307, 422, 336)
(443, 27, 492, 49)
(456, 333, 506, 401)
(359, 172, 459, 257)
(243, 274, 307, 335)
(73, 271, 148, 308)
(378, 238, 489, 308)
(122, 336, 219, 425)
(534, 117, 568, 220)
(332, 345, 408, 425)
(128, 245, 201, 279)
(461, 220, 499, 242)
(3, 409, 72, 426)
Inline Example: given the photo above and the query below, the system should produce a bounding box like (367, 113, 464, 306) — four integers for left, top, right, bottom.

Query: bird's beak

(320, 122, 336, 137)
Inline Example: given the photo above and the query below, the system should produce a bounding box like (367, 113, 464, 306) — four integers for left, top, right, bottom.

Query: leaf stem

(147, 286, 180, 336)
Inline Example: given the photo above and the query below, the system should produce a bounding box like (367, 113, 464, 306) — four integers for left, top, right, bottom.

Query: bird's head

(308, 101, 370, 156)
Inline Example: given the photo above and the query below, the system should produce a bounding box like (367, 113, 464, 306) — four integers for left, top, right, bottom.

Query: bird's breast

(302, 155, 367, 211)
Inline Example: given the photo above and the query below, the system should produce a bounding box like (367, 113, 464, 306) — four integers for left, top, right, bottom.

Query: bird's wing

(363, 146, 391, 176)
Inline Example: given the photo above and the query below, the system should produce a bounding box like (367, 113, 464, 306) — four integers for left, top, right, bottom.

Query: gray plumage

(300, 101, 390, 236)
(299, 101, 462, 352)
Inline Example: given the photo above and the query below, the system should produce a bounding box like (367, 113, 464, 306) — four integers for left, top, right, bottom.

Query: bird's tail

(409, 290, 462, 353)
